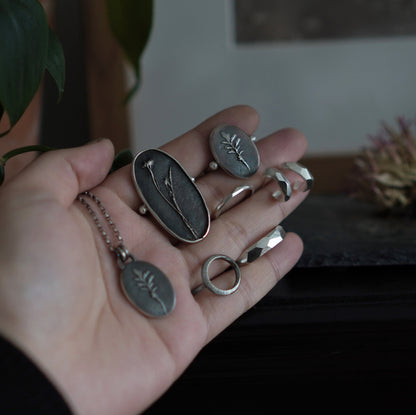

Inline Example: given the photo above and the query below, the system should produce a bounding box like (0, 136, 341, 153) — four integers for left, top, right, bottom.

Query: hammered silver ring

(264, 167, 292, 201)
(201, 254, 241, 296)
(282, 161, 314, 192)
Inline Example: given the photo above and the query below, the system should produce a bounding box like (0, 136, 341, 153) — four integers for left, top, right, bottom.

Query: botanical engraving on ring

(220, 130, 251, 172)
(132, 149, 210, 243)
(143, 160, 199, 239)
(210, 124, 260, 178)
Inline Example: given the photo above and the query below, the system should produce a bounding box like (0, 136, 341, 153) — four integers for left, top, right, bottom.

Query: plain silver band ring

(201, 254, 241, 296)
(213, 184, 254, 219)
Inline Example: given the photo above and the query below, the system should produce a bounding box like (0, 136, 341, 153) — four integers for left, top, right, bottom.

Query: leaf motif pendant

(120, 261, 176, 317)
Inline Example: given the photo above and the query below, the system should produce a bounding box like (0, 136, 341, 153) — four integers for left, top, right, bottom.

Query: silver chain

(77, 192, 176, 317)
(76, 191, 131, 263)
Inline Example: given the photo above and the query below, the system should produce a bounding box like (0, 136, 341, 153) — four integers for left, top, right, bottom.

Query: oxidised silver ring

(201, 254, 241, 296)
(132, 149, 211, 244)
(208, 124, 260, 179)
(213, 184, 254, 219)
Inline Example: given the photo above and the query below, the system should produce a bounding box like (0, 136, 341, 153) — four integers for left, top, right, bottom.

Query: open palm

(0, 106, 308, 414)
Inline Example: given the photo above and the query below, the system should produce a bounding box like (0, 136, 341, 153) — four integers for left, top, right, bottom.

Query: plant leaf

(109, 148, 133, 173)
(0, 0, 49, 136)
(0, 165, 4, 186)
(45, 26, 65, 103)
(105, 0, 153, 102)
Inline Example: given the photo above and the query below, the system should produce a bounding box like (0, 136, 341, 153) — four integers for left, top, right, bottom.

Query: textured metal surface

(121, 261, 176, 317)
(238, 225, 286, 265)
(132, 149, 210, 243)
(210, 124, 260, 178)
(201, 255, 241, 296)
(283, 161, 314, 192)
(264, 167, 292, 201)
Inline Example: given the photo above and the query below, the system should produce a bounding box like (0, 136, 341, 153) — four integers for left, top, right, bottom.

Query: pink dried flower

(352, 116, 416, 212)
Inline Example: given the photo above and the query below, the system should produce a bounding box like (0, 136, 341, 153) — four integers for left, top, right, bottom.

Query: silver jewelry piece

(264, 167, 292, 201)
(132, 149, 210, 244)
(237, 225, 286, 265)
(209, 124, 260, 178)
(282, 161, 314, 192)
(77, 191, 176, 318)
(213, 184, 254, 219)
(200, 254, 241, 296)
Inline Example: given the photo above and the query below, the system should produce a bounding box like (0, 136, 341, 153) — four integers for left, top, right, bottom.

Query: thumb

(7, 139, 115, 206)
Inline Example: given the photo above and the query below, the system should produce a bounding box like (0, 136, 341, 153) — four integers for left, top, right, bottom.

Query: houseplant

(0, 0, 153, 184)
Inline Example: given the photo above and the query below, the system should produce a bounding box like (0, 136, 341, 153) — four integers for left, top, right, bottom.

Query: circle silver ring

(213, 184, 254, 219)
(202, 254, 241, 296)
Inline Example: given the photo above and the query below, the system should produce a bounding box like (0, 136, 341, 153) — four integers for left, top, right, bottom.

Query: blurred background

(130, 0, 416, 155)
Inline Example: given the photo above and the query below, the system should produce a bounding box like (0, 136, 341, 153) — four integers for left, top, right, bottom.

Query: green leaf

(45, 26, 65, 102)
(0, 149, 4, 185)
(105, 0, 153, 102)
(0, 0, 49, 135)
(110, 148, 133, 173)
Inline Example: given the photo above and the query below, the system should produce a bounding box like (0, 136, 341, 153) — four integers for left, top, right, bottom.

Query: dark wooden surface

(146, 195, 416, 413)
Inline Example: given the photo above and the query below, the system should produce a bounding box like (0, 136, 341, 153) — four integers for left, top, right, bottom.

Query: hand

(0, 106, 308, 415)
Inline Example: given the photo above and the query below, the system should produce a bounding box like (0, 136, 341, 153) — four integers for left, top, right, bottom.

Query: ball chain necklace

(76, 191, 176, 318)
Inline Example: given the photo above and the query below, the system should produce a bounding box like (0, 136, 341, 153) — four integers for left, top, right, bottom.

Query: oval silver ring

(209, 124, 260, 178)
(132, 149, 210, 243)
(213, 184, 254, 219)
(202, 254, 241, 296)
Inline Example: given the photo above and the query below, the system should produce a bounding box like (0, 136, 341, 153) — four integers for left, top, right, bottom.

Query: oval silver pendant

(121, 261, 176, 317)
(132, 149, 210, 243)
(210, 124, 260, 178)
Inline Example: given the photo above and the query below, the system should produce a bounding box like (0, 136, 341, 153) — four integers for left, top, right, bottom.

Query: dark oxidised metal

(209, 124, 260, 178)
(121, 260, 176, 317)
(132, 149, 210, 243)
